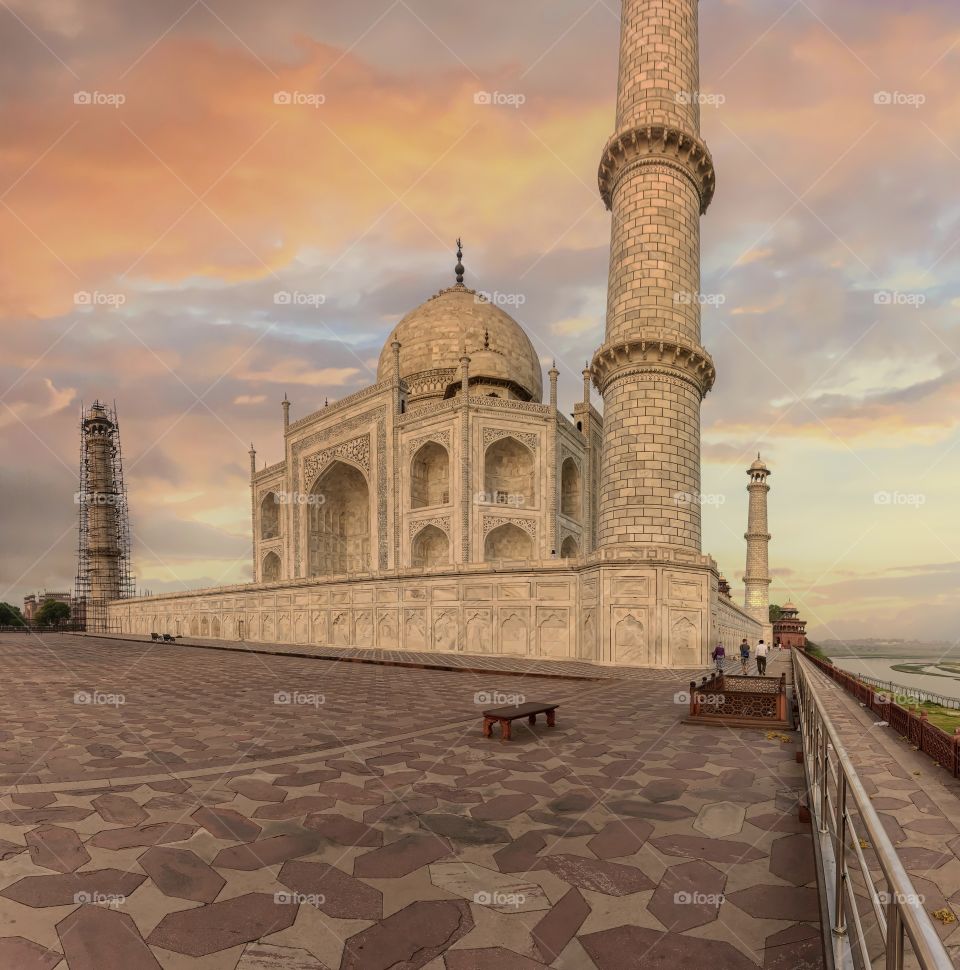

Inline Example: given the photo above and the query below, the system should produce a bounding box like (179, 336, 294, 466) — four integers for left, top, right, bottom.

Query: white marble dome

(377, 284, 543, 403)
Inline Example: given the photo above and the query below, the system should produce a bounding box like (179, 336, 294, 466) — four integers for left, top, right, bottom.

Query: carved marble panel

(377, 609, 399, 648)
(581, 609, 597, 660)
(613, 577, 651, 599)
(406, 428, 452, 455)
(670, 611, 701, 666)
(612, 608, 648, 666)
(538, 608, 569, 659)
(304, 434, 371, 483)
(465, 609, 492, 653)
(404, 609, 427, 649)
(331, 610, 351, 646)
(500, 609, 529, 655)
(482, 427, 539, 452)
(433, 610, 458, 651)
(311, 610, 327, 645)
(293, 612, 308, 644)
(355, 610, 373, 647)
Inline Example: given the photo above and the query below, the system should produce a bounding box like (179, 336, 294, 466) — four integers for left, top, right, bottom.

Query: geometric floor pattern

(0, 634, 824, 968)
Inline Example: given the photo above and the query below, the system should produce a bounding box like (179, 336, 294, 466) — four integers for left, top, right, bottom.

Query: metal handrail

(793, 651, 953, 970)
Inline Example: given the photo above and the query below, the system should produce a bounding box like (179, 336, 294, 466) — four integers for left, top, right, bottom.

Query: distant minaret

(592, 0, 717, 554)
(75, 402, 133, 633)
(743, 455, 772, 628)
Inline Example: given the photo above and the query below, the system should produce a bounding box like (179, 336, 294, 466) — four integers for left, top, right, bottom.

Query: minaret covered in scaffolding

(74, 401, 134, 632)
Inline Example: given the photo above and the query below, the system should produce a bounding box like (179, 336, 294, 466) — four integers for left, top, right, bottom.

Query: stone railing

(799, 648, 960, 778)
(684, 669, 788, 726)
(794, 650, 954, 969)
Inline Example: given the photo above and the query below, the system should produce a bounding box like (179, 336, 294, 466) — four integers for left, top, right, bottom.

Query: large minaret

(592, 0, 717, 555)
(75, 402, 132, 632)
(743, 455, 772, 629)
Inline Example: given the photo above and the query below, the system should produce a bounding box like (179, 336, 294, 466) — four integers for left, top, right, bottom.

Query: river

(831, 656, 960, 704)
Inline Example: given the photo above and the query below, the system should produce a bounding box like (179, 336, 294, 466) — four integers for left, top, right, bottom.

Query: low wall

(108, 558, 763, 668)
(714, 594, 764, 650)
(801, 649, 960, 778)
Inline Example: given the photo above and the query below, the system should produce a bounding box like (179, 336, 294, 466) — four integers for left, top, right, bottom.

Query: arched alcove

(260, 492, 280, 539)
(484, 436, 535, 508)
(484, 523, 533, 561)
(411, 525, 449, 567)
(560, 535, 580, 559)
(560, 457, 581, 521)
(410, 442, 450, 509)
(308, 461, 370, 576)
(262, 551, 281, 582)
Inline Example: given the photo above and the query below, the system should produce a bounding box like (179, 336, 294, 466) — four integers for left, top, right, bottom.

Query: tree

(769, 604, 782, 623)
(35, 600, 71, 628)
(0, 603, 25, 627)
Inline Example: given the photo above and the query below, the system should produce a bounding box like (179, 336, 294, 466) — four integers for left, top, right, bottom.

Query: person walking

(739, 638, 750, 674)
(756, 639, 768, 675)
(710, 642, 726, 674)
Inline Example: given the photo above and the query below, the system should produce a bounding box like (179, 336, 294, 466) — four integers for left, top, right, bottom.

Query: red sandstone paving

(0, 633, 829, 968)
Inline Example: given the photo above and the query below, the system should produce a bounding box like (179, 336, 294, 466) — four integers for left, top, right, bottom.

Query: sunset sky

(2, 0, 960, 643)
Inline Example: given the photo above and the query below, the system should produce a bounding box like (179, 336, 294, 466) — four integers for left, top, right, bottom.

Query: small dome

(782, 600, 797, 611)
(378, 285, 542, 403)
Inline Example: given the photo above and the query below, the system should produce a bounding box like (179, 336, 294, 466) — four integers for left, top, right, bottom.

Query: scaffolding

(74, 401, 135, 632)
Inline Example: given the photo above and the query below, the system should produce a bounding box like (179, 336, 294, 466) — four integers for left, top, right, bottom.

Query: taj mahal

(108, 0, 771, 665)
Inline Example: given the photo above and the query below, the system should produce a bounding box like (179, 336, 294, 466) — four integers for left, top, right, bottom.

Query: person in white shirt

(755, 639, 769, 675)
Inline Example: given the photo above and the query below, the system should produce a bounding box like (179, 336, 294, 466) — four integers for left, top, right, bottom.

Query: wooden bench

(482, 702, 558, 742)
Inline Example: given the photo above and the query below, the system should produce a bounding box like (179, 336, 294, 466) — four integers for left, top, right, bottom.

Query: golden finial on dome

(455, 239, 465, 285)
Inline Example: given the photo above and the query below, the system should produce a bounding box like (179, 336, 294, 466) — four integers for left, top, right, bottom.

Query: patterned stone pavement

(0, 633, 822, 968)
(797, 656, 960, 961)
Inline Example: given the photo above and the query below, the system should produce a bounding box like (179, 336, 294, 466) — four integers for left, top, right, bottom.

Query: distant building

(774, 601, 807, 649)
(23, 591, 73, 622)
